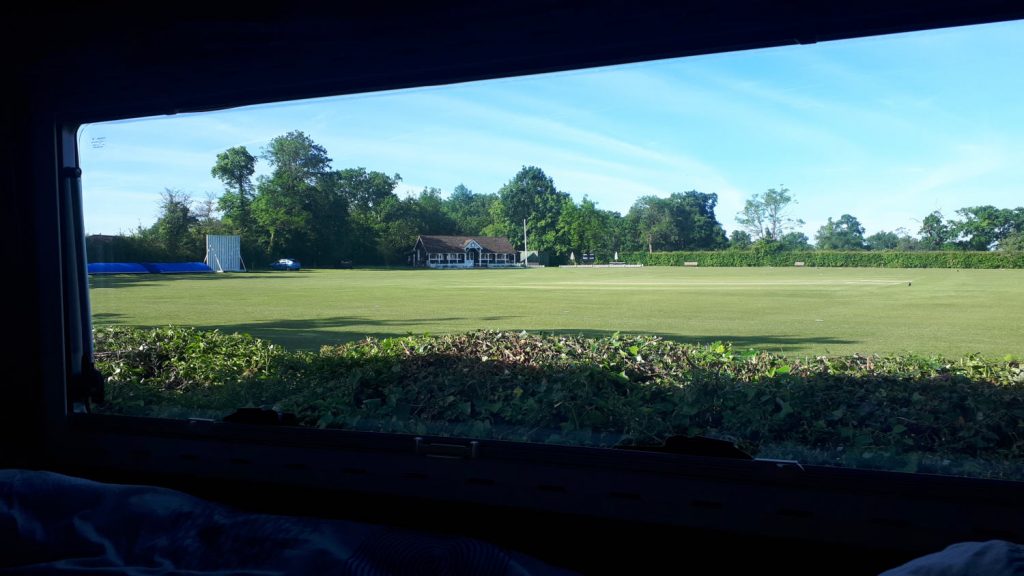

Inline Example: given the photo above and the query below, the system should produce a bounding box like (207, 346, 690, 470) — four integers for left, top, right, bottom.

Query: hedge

(93, 326, 1024, 480)
(620, 250, 1024, 268)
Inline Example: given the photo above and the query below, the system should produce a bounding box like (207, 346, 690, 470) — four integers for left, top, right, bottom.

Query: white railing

(426, 261, 521, 269)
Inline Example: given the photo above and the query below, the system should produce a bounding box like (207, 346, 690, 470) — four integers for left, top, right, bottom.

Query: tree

(949, 205, 1024, 251)
(896, 235, 923, 251)
(153, 189, 199, 260)
(918, 211, 951, 250)
(336, 167, 403, 220)
(557, 197, 621, 260)
(192, 192, 231, 241)
(1000, 231, 1024, 252)
(412, 187, 459, 236)
(490, 166, 569, 254)
(865, 230, 900, 250)
(815, 214, 866, 250)
(625, 196, 676, 253)
(443, 184, 498, 235)
(624, 191, 727, 253)
(778, 231, 812, 251)
(374, 195, 421, 265)
(735, 186, 803, 241)
(672, 191, 728, 250)
(252, 131, 333, 261)
(331, 167, 403, 263)
(729, 230, 752, 250)
(212, 146, 257, 233)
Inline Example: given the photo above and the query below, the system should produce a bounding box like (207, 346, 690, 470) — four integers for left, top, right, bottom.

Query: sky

(79, 19, 1024, 240)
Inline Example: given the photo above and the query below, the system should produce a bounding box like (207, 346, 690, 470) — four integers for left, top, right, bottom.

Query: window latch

(71, 358, 105, 409)
(223, 407, 298, 426)
(415, 437, 479, 459)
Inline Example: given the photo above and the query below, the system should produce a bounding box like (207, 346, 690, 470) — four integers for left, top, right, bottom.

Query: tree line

(87, 131, 1024, 267)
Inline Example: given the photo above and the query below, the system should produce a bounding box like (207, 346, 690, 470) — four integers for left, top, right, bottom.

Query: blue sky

(80, 19, 1024, 241)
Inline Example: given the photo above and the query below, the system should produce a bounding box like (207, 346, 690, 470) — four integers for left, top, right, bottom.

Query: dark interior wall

(16, 1, 1024, 122)
(4, 3, 1024, 573)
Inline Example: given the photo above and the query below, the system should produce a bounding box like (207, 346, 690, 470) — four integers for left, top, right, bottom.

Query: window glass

(83, 20, 1024, 481)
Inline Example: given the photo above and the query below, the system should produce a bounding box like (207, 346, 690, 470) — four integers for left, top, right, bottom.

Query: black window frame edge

(11, 2, 1024, 572)
(62, 414, 1024, 549)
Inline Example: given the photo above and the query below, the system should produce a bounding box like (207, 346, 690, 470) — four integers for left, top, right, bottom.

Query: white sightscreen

(205, 235, 243, 272)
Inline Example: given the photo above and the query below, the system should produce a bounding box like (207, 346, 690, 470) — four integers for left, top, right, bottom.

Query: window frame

(12, 3, 1024, 569)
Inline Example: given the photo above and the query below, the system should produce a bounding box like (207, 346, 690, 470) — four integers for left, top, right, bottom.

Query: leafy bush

(94, 326, 1024, 479)
(620, 250, 1024, 268)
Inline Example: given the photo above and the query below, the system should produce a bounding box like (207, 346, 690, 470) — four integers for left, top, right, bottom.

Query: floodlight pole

(523, 218, 528, 268)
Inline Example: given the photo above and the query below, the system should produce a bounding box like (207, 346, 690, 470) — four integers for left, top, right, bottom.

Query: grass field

(89, 267, 1024, 358)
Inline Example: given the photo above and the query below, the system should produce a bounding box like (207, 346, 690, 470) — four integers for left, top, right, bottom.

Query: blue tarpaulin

(87, 262, 150, 274)
(145, 262, 213, 274)
(87, 262, 213, 275)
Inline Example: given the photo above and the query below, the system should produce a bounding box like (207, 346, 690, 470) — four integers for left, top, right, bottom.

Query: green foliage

(491, 166, 570, 254)
(442, 184, 498, 236)
(87, 228, 166, 263)
(951, 205, 1024, 250)
(153, 189, 199, 260)
(330, 167, 402, 264)
(623, 191, 727, 252)
(95, 327, 1024, 479)
(728, 230, 752, 250)
(918, 211, 952, 250)
(815, 214, 866, 250)
(93, 129, 1024, 269)
(1001, 231, 1024, 252)
(87, 190, 209, 263)
(557, 197, 622, 261)
(620, 250, 1024, 268)
(865, 230, 900, 250)
(778, 231, 812, 251)
(212, 146, 257, 233)
(252, 131, 332, 259)
(211, 147, 262, 265)
(94, 326, 291, 417)
(735, 185, 803, 241)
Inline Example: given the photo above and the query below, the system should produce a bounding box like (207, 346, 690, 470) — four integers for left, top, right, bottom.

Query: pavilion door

(467, 248, 480, 266)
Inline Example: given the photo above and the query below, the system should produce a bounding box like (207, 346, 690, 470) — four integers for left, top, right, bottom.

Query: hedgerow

(94, 326, 1024, 479)
(620, 250, 1024, 268)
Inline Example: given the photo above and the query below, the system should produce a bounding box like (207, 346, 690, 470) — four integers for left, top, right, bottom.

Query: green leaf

(776, 398, 793, 419)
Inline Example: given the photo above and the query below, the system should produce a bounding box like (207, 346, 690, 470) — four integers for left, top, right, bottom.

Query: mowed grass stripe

(456, 280, 912, 288)
(88, 267, 1024, 358)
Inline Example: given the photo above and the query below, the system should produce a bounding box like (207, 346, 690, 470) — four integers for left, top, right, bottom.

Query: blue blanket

(0, 469, 574, 575)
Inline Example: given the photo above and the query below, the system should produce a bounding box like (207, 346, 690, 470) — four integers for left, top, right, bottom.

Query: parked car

(269, 258, 301, 271)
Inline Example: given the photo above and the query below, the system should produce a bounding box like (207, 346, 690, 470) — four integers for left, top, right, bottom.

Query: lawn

(89, 267, 1024, 358)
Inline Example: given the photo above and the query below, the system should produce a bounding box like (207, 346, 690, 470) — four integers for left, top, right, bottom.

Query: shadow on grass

(124, 314, 857, 353)
(87, 269, 447, 290)
(89, 271, 306, 289)
(197, 316, 525, 350)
